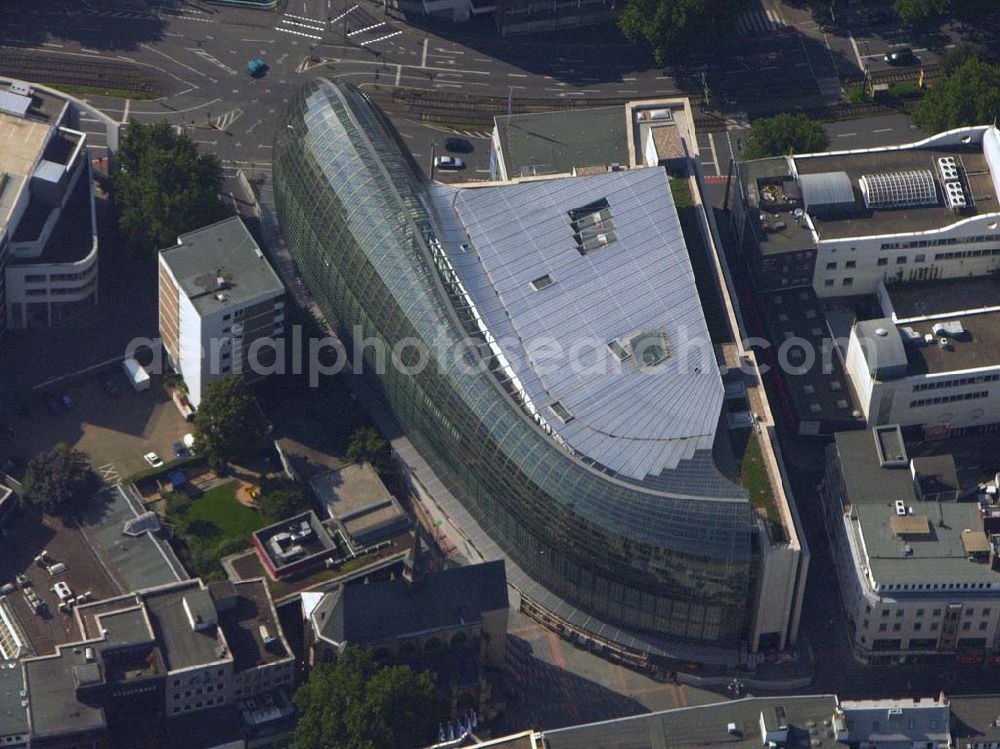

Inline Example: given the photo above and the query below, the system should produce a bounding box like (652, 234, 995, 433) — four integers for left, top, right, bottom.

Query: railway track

(0, 49, 166, 95)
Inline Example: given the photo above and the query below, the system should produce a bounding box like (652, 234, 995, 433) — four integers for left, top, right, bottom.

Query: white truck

(122, 357, 150, 392)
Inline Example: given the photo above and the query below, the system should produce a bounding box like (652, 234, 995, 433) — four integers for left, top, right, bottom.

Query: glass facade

(273, 81, 755, 645)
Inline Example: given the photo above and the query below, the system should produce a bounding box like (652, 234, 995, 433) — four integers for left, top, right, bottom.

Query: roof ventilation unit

(937, 156, 959, 182)
(945, 181, 967, 212)
(894, 500, 907, 516)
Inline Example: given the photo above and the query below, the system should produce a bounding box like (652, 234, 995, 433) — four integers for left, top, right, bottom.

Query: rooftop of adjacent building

(313, 559, 509, 647)
(252, 510, 339, 573)
(740, 127, 1000, 253)
(493, 106, 630, 178)
(792, 144, 998, 240)
(214, 579, 291, 670)
(140, 580, 226, 672)
(22, 645, 106, 740)
(0, 111, 50, 238)
(542, 695, 842, 749)
(309, 461, 408, 544)
(159, 216, 284, 316)
(0, 660, 28, 739)
(950, 694, 1000, 744)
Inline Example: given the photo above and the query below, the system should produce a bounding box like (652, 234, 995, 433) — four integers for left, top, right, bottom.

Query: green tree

(21, 444, 100, 518)
(347, 426, 391, 474)
(193, 377, 267, 473)
(618, 0, 747, 64)
(894, 0, 950, 25)
(742, 114, 830, 159)
(111, 120, 227, 249)
(940, 43, 985, 75)
(913, 57, 1000, 133)
(257, 480, 309, 520)
(290, 647, 440, 749)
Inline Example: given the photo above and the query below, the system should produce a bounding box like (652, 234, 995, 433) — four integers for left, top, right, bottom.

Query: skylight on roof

(548, 401, 573, 423)
(530, 274, 554, 291)
(569, 197, 617, 255)
(859, 170, 937, 210)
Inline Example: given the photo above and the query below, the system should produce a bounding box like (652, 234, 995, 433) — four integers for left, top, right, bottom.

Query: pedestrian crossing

(276, 12, 325, 40)
(213, 108, 243, 132)
(737, 8, 785, 36)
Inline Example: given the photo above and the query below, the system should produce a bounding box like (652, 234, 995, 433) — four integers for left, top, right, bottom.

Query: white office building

(733, 126, 1000, 297)
(158, 216, 285, 408)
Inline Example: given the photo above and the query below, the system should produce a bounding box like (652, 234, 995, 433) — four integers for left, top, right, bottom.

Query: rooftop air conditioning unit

(938, 157, 959, 182)
(648, 108, 672, 121)
(895, 500, 907, 516)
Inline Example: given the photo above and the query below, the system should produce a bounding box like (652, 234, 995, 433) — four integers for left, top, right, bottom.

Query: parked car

(144, 452, 164, 468)
(171, 441, 190, 460)
(444, 138, 473, 153)
(102, 375, 121, 397)
(434, 155, 466, 171)
(884, 47, 917, 66)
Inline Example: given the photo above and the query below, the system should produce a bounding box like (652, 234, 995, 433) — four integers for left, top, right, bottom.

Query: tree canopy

(257, 479, 310, 520)
(22, 444, 100, 518)
(618, 0, 746, 63)
(346, 426, 391, 474)
(111, 120, 227, 249)
(193, 377, 268, 472)
(742, 114, 830, 159)
(893, 0, 950, 26)
(913, 57, 1000, 133)
(290, 647, 441, 749)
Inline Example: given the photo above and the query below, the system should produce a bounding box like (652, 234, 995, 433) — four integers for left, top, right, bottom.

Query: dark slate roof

(951, 695, 1000, 745)
(317, 560, 509, 645)
(0, 660, 28, 739)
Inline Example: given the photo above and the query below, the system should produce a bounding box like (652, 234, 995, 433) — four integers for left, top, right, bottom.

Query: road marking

(707, 131, 720, 174)
(120, 99, 130, 124)
(836, 132, 857, 138)
(276, 26, 322, 40)
(508, 73, 527, 78)
(241, 39, 275, 43)
(285, 11, 326, 24)
(360, 30, 401, 46)
(282, 17, 324, 31)
(246, 119, 262, 134)
(395, 63, 402, 86)
(42, 42, 64, 48)
(330, 4, 358, 22)
(189, 47, 237, 75)
(348, 21, 385, 36)
(873, 127, 893, 133)
(421, 37, 428, 67)
(140, 42, 210, 79)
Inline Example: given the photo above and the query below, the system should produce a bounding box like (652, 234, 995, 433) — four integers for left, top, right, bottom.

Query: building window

(933, 609, 942, 616)
(826, 262, 837, 270)
(877, 258, 888, 266)
(845, 261, 856, 268)
(984, 608, 991, 616)
(914, 622, 922, 631)
(824, 279, 834, 287)
(980, 621, 988, 631)
(893, 622, 902, 632)
(881, 610, 890, 618)
(930, 623, 938, 631)
(963, 621, 972, 631)
(879, 623, 887, 632)
(843, 277, 853, 286)
(223, 313, 231, 321)
(174, 679, 180, 687)
(896, 609, 903, 617)
(863, 619, 869, 628)
(915, 254, 925, 262)
(897, 256, 907, 264)
(916, 609, 924, 617)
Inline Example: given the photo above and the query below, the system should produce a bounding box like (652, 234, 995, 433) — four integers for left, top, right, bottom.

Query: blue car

(246, 58, 268, 78)
(171, 441, 190, 460)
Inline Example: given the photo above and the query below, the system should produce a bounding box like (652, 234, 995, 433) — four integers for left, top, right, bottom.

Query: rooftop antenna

(937, 497, 944, 528)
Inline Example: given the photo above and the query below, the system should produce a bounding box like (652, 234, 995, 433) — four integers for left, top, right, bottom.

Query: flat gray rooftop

(544, 695, 841, 749)
(794, 146, 998, 239)
(951, 695, 1000, 744)
(888, 277, 1000, 320)
(143, 583, 224, 672)
(77, 486, 186, 592)
(494, 106, 629, 178)
(160, 216, 283, 316)
(219, 579, 290, 671)
(832, 430, 917, 508)
(435, 168, 729, 486)
(0, 660, 28, 739)
(23, 648, 105, 740)
(901, 309, 1000, 375)
(854, 502, 1000, 587)
(97, 606, 154, 649)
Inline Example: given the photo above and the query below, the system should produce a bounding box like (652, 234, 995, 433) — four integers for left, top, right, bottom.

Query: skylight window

(548, 401, 573, 423)
(569, 198, 617, 255)
(530, 274, 554, 291)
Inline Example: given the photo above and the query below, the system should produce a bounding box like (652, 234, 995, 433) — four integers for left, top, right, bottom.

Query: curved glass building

(274, 81, 755, 648)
